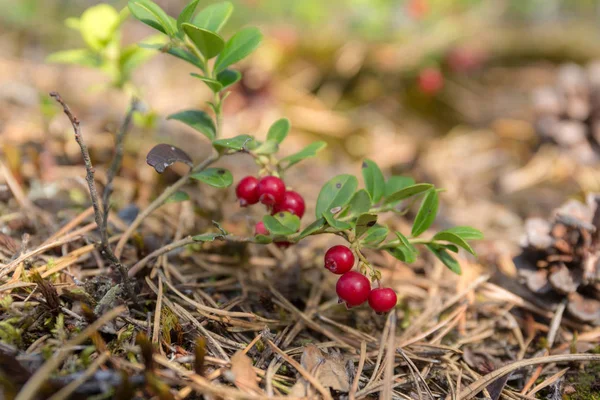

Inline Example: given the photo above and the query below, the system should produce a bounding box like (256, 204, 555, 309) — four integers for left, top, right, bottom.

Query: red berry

(418, 67, 444, 95)
(275, 241, 292, 249)
(368, 288, 397, 313)
(336, 271, 370, 307)
(272, 191, 306, 218)
(257, 176, 285, 206)
(324, 245, 355, 274)
(236, 176, 260, 206)
(255, 221, 269, 236)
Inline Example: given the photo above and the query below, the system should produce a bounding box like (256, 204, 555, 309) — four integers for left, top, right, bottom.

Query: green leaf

(193, 1, 233, 33)
(442, 244, 459, 253)
(216, 69, 241, 89)
(46, 49, 101, 67)
(190, 73, 223, 92)
(193, 232, 222, 242)
(253, 140, 279, 155)
(177, 0, 199, 33)
(315, 174, 358, 219)
(385, 176, 415, 198)
(355, 213, 377, 238)
(280, 141, 327, 169)
(442, 226, 484, 240)
(340, 189, 371, 219)
(80, 4, 121, 51)
(254, 234, 272, 244)
(129, 0, 176, 36)
(298, 218, 326, 239)
(263, 212, 300, 236)
(214, 27, 262, 73)
(190, 168, 233, 188)
(119, 44, 157, 79)
(395, 231, 417, 261)
(433, 231, 475, 255)
(165, 190, 190, 203)
(426, 244, 461, 275)
(267, 118, 290, 144)
(323, 212, 353, 231)
(386, 247, 414, 263)
(182, 23, 224, 59)
(362, 224, 389, 246)
(383, 183, 433, 206)
(167, 110, 215, 140)
(212, 134, 254, 152)
(167, 47, 204, 69)
(361, 159, 385, 203)
(411, 189, 439, 237)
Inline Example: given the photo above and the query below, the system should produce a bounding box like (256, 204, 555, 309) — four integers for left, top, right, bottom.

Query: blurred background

(3, 0, 600, 257)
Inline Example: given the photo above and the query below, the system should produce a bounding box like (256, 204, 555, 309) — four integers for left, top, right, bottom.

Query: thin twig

(49, 92, 138, 307)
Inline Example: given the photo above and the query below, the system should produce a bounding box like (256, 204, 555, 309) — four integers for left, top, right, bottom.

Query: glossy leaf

(165, 190, 190, 203)
(267, 118, 290, 144)
(355, 213, 377, 238)
(315, 174, 358, 219)
(442, 226, 484, 240)
(426, 244, 461, 275)
(280, 141, 327, 169)
(411, 189, 439, 237)
(129, 0, 176, 36)
(323, 212, 353, 231)
(190, 168, 233, 188)
(176, 0, 199, 33)
(382, 183, 433, 206)
(193, 1, 233, 33)
(395, 232, 417, 261)
(361, 159, 385, 203)
(214, 27, 262, 73)
(182, 23, 224, 59)
(146, 144, 193, 173)
(433, 231, 475, 255)
(340, 189, 371, 219)
(362, 224, 389, 246)
(298, 218, 326, 239)
(212, 134, 254, 152)
(216, 69, 241, 89)
(166, 47, 204, 69)
(385, 176, 415, 197)
(190, 73, 222, 92)
(263, 212, 300, 236)
(167, 110, 215, 140)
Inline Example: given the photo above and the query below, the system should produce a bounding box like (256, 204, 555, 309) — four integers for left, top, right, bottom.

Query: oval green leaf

(280, 141, 327, 169)
(267, 118, 290, 144)
(315, 174, 358, 219)
(167, 110, 215, 141)
(385, 176, 415, 197)
(383, 183, 433, 206)
(361, 159, 385, 203)
(212, 134, 255, 152)
(263, 212, 300, 236)
(433, 231, 476, 255)
(361, 224, 389, 246)
(129, 0, 176, 36)
(193, 1, 233, 33)
(177, 0, 199, 33)
(190, 168, 233, 188)
(323, 212, 353, 231)
(190, 73, 223, 92)
(298, 217, 326, 239)
(426, 244, 461, 275)
(442, 226, 484, 240)
(165, 190, 190, 204)
(217, 69, 242, 89)
(182, 23, 224, 59)
(215, 27, 263, 73)
(411, 189, 439, 237)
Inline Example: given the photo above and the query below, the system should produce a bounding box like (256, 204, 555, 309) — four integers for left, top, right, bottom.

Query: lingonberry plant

(126, 0, 483, 313)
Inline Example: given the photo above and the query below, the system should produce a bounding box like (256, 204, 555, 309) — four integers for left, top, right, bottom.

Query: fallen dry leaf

(229, 351, 263, 395)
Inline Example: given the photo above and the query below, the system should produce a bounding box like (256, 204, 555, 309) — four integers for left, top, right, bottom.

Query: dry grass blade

(15, 305, 126, 400)
(457, 354, 600, 400)
(528, 367, 569, 396)
(349, 341, 367, 400)
(267, 340, 334, 400)
(382, 312, 396, 400)
(47, 351, 110, 400)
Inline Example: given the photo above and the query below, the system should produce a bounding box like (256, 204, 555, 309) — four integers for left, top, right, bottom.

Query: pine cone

(532, 62, 600, 164)
(517, 194, 600, 324)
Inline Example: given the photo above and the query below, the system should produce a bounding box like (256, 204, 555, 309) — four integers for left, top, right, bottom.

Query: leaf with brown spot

(146, 144, 193, 173)
(229, 351, 263, 394)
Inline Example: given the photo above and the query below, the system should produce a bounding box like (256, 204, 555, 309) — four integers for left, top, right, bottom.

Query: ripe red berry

(336, 271, 370, 307)
(236, 176, 260, 206)
(257, 176, 286, 206)
(324, 245, 355, 274)
(368, 288, 398, 313)
(272, 191, 306, 218)
(255, 221, 269, 236)
(418, 67, 444, 95)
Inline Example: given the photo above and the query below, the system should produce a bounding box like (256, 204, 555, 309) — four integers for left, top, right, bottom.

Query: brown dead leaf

(290, 344, 352, 396)
(229, 351, 263, 395)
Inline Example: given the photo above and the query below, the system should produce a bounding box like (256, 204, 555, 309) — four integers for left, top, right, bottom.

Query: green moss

(565, 363, 600, 400)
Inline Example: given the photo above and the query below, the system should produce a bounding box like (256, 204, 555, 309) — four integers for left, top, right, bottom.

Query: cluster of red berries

(324, 245, 398, 313)
(236, 175, 305, 248)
